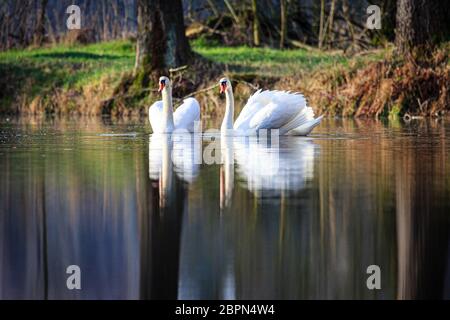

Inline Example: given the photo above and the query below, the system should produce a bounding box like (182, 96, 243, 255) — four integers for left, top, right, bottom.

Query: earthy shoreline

(1, 41, 448, 118)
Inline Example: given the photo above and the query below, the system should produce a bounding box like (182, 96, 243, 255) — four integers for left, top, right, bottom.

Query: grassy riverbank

(193, 40, 385, 77)
(0, 40, 448, 117)
(0, 41, 134, 114)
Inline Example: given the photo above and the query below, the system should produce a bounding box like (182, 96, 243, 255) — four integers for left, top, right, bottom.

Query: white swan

(219, 77, 323, 136)
(149, 76, 200, 133)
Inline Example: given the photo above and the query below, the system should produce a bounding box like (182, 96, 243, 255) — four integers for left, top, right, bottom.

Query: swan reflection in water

(149, 133, 200, 207)
(179, 132, 319, 299)
(220, 132, 318, 204)
(149, 130, 318, 207)
(220, 135, 235, 209)
(145, 132, 200, 299)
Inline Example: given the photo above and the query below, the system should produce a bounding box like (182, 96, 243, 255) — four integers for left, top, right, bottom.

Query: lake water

(1, 116, 450, 300)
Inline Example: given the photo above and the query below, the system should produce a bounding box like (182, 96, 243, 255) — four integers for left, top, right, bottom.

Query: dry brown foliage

(303, 46, 450, 117)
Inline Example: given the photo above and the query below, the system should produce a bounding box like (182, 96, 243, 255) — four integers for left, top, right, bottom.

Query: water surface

(1, 117, 450, 299)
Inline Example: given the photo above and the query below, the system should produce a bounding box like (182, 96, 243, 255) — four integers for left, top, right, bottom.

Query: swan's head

(219, 77, 231, 94)
(158, 76, 171, 92)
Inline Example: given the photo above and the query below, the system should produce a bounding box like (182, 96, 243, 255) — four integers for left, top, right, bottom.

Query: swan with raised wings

(149, 76, 200, 133)
(219, 78, 323, 136)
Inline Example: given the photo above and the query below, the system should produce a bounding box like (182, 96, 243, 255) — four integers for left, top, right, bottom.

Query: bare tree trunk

(33, 0, 48, 47)
(251, 0, 260, 46)
(318, 0, 325, 49)
(111, 0, 121, 39)
(380, 0, 397, 41)
(326, 0, 336, 48)
(206, 0, 220, 17)
(135, 0, 192, 83)
(342, 0, 355, 48)
(224, 0, 240, 24)
(135, 0, 152, 74)
(123, 0, 130, 38)
(101, 0, 108, 40)
(395, 0, 450, 54)
(279, 0, 287, 48)
(158, 0, 192, 68)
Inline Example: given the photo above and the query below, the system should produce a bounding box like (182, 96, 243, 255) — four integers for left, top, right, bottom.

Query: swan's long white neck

(221, 88, 234, 132)
(161, 86, 175, 133)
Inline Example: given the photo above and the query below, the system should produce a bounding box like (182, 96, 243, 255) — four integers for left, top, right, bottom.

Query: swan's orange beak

(158, 83, 165, 92)
(220, 83, 227, 94)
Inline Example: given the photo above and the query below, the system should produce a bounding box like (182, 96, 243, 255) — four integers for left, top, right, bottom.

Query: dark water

(1, 117, 450, 300)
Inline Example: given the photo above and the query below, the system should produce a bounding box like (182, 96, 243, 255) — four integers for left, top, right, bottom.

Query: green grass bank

(0, 40, 447, 117)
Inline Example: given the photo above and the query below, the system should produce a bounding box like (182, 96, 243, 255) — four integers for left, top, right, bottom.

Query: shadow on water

(0, 117, 449, 299)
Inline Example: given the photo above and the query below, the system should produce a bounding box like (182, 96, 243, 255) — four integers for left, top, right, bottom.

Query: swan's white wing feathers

(247, 91, 306, 130)
(235, 90, 308, 131)
(233, 101, 263, 131)
(248, 102, 295, 130)
(234, 90, 268, 130)
(280, 103, 315, 134)
(149, 101, 164, 133)
(285, 115, 324, 136)
(246, 89, 272, 105)
(173, 97, 200, 132)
